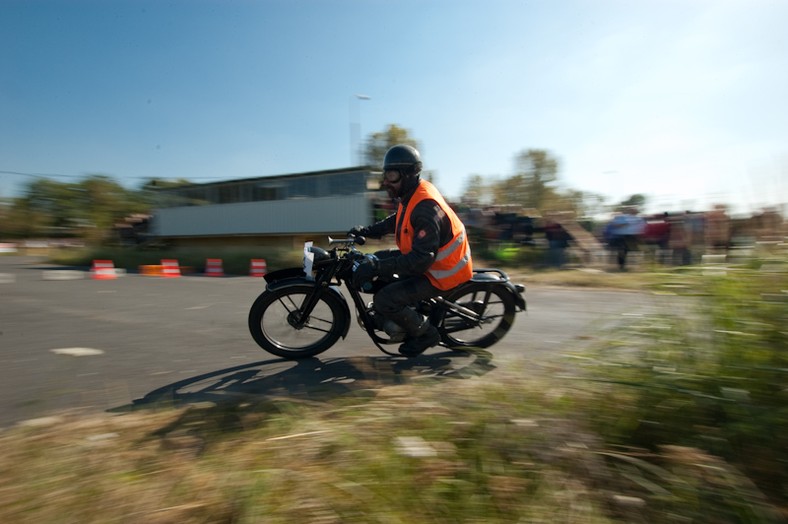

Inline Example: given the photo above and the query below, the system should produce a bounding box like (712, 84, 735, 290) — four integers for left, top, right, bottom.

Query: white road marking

(50, 347, 105, 357)
(42, 270, 85, 280)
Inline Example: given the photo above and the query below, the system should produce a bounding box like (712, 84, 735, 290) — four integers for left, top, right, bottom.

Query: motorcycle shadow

(110, 349, 496, 418)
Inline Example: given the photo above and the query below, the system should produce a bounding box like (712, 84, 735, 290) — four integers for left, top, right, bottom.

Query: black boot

(399, 322, 440, 357)
(387, 307, 440, 357)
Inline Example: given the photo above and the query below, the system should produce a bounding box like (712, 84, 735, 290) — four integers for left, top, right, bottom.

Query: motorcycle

(248, 236, 526, 359)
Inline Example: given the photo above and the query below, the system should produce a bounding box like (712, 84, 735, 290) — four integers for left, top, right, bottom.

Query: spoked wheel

(438, 282, 517, 350)
(248, 284, 346, 359)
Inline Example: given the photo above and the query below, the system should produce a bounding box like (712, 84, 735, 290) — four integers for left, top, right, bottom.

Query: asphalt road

(0, 256, 662, 428)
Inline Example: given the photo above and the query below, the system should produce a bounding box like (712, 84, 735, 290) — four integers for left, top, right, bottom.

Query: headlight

(308, 246, 330, 263)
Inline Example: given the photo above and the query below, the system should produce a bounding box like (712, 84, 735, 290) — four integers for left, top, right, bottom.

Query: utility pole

(349, 94, 371, 165)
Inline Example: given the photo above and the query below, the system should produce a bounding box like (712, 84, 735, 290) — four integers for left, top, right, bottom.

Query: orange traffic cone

(205, 258, 224, 277)
(250, 259, 267, 277)
(161, 259, 181, 278)
(91, 260, 117, 280)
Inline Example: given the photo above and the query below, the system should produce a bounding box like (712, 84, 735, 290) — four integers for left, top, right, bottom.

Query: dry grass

(1, 361, 782, 523)
(0, 377, 609, 523)
(3, 256, 784, 523)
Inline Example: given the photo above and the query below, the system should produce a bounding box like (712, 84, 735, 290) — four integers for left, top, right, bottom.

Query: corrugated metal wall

(151, 195, 371, 237)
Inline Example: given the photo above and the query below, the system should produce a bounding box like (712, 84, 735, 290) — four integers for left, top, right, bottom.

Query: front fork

(275, 265, 341, 330)
(289, 280, 330, 329)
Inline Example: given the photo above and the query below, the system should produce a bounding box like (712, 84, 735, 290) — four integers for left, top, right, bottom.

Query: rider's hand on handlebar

(347, 225, 368, 237)
(347, 225, 368, 245)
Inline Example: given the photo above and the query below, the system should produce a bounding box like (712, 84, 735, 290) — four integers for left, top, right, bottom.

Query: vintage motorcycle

(248, 236, 526, 359)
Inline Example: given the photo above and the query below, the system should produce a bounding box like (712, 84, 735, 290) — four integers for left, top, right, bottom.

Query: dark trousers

(372, 249, 442, 319)
(610, 235, 638, 270)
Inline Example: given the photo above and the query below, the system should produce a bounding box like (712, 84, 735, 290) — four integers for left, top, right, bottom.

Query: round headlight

(308, 246, 330, 263)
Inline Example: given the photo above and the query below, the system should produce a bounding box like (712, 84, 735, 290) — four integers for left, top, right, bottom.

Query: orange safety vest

(396, 180, 473, 290)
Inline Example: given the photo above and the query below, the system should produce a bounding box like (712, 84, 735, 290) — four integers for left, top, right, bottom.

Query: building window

(154, 170, 372, 208)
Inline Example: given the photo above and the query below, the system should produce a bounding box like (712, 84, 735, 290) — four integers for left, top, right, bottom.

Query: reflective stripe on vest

(429, 230, 472, 281)
(396, 180, 473, 290)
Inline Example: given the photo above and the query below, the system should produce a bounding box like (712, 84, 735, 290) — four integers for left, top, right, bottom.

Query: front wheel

(248, 284, 346, 359)
(438, 282, 517, 350)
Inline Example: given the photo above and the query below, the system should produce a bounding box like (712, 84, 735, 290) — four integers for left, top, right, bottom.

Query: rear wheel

(248, 285, 346, 359)
(438, 282, 517, 349)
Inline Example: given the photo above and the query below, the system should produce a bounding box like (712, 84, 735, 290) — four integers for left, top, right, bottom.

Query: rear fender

(467, 270, 526, 311)
(263, 274, 352, 339)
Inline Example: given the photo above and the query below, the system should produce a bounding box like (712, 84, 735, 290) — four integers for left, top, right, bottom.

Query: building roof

(155, 165, 374, 192)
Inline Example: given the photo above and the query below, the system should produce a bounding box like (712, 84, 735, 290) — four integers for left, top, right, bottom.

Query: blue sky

(2, 0, 786, 215)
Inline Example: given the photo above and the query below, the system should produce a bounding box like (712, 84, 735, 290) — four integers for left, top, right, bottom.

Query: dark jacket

(363, 180, 453, 278)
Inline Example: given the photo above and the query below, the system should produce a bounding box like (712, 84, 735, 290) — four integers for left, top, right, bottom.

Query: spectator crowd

(456, 204, 786, 271)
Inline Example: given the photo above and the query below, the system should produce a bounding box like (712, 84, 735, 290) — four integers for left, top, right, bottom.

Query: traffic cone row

(91, 258, 268, 278)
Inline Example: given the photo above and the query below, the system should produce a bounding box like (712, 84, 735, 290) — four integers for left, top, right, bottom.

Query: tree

(24, 178, 80, 233)
(620, 194, 647, 209)
(1, 174, 151, 243)
(140, 177, 194, 192)
(362, 124, 443, 188)
(76, 175, 146, 242)
(564, 189, 608, 217)
(0, 196, 48, 238)
(461, 174, 489, 205)
(513, 149, 558, 210)
(363, 124, 421, 168)
(485, 149, 560, 210)
(490, 174, 528, 206)
(537, 188, 609, 219)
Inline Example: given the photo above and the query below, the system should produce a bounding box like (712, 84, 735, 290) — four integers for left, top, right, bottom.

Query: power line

(0, 170, 81, 179)
(0, 170, 223, 181)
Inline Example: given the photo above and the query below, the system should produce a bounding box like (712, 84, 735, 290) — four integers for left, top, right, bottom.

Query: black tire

(248, 284, 347, 359)
(438, 282, 517, 350)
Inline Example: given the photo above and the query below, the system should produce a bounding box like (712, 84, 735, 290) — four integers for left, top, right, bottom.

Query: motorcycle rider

(348, 144, 473, 357)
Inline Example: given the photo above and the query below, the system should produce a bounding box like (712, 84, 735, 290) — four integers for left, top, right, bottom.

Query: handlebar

(328, 235, 366, 247)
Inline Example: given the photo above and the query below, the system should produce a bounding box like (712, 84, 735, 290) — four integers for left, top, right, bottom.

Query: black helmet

(383, 144, 422, 176)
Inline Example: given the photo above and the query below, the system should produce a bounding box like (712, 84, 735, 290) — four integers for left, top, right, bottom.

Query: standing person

(543, 218, 571, 268)
(605, 207, 646, 271)
(348, 145, 473, 357)
(668, 212, 692, 265)
(705, 204, 731, 254)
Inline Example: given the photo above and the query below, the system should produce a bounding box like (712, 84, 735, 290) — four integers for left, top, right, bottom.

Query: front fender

(263, 267, 306, 286)
(263, 275, 352, 339)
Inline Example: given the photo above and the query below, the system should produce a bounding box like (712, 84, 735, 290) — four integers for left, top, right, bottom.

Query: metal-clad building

(150, 166, 385, 247)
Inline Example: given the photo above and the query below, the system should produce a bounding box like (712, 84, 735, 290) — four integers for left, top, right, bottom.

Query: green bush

(475, 243, 544, 268)
(573, 267, 788, 517)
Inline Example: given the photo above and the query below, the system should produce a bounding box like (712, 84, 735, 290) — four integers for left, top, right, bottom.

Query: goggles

(382, 170, 402, 184)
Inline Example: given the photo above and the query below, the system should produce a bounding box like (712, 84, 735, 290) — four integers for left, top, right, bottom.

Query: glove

(347, 225, 369, 238)
(352, 254, 379, 291)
